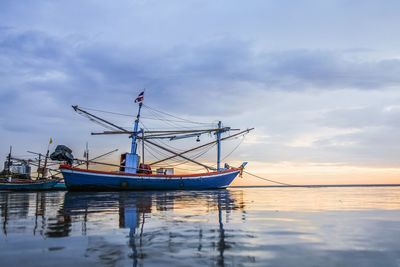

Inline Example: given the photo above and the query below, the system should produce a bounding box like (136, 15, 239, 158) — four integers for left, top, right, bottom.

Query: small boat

(0, 178, 60, 191)
(0, 146, 63, 191)
(60, 91, 253, 191)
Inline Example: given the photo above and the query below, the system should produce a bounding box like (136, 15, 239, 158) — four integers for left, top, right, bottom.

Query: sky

(1, 0, 400, 185)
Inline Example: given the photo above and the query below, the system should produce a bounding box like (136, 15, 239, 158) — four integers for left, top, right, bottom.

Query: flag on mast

(134, 91, 144, 103)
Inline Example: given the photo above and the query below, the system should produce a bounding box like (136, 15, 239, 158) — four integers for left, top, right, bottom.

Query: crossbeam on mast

(91, 128, 239, 136)
(142, 128, 238, 134)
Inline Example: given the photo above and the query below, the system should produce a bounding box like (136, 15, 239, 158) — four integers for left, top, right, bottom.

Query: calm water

(1, 187, 400, 267)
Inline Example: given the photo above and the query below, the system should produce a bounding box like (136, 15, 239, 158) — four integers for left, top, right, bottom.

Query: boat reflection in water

(0, 192, 72, 238)
(61, 190, 243, 267)
(0, 190, 246, 267)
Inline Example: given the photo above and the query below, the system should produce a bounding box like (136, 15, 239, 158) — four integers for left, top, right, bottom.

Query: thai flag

(134, 91, 144, 103)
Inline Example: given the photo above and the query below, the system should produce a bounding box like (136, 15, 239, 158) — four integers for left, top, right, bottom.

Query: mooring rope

(243, 170, 296, 186)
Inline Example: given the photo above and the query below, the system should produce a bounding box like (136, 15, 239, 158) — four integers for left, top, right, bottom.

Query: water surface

(1, 187, 400, 266)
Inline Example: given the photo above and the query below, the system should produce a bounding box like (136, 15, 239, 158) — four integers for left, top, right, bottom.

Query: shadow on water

(0, 190, 245, 267)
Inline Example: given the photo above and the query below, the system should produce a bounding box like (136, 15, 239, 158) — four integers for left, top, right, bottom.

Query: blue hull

(61, 168, 240, 191)
(0, 179, 59, 191)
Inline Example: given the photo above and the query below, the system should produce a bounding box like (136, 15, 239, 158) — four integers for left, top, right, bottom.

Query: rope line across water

(243, 170, 295, 186)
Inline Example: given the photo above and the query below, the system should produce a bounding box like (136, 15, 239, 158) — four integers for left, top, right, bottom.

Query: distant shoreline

(231, 184, 400, 188)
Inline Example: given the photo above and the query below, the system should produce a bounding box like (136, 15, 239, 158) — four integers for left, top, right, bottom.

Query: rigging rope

(81, 106, 212, 125)
(145, 107, 200, 130)
(75, 110, 117, 131)
(143, 143, 211, 172)
(80, 106, 135, 117)
(143, 140, 216, 167)
(152, 143, 217, 169)
(221, 135, 246, 161)
(143, 104, 213, 126)
(140, 122, 186, 152)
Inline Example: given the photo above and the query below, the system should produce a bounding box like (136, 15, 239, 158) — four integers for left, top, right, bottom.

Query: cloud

(264, 50, 400, 89)
(316, 105, 400, 129)
(76, 41, 400, 101)
(2, 28, 400, 105)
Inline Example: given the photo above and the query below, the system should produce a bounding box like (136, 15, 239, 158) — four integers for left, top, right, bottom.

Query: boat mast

(131, 102, 143, 155)
(37, 154, 41, 179)
(125, 92, 144, 174)
(217, 121, 222, 172)
(42, 138, 52, 179)
(7, 146, 12, 176)
(85, 142, 89, 170)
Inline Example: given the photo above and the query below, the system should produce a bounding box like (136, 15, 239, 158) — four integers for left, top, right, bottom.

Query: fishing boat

(0, 146, 62, 191)
(0, 178, 60, 191)
(60, 91, 253, 191)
